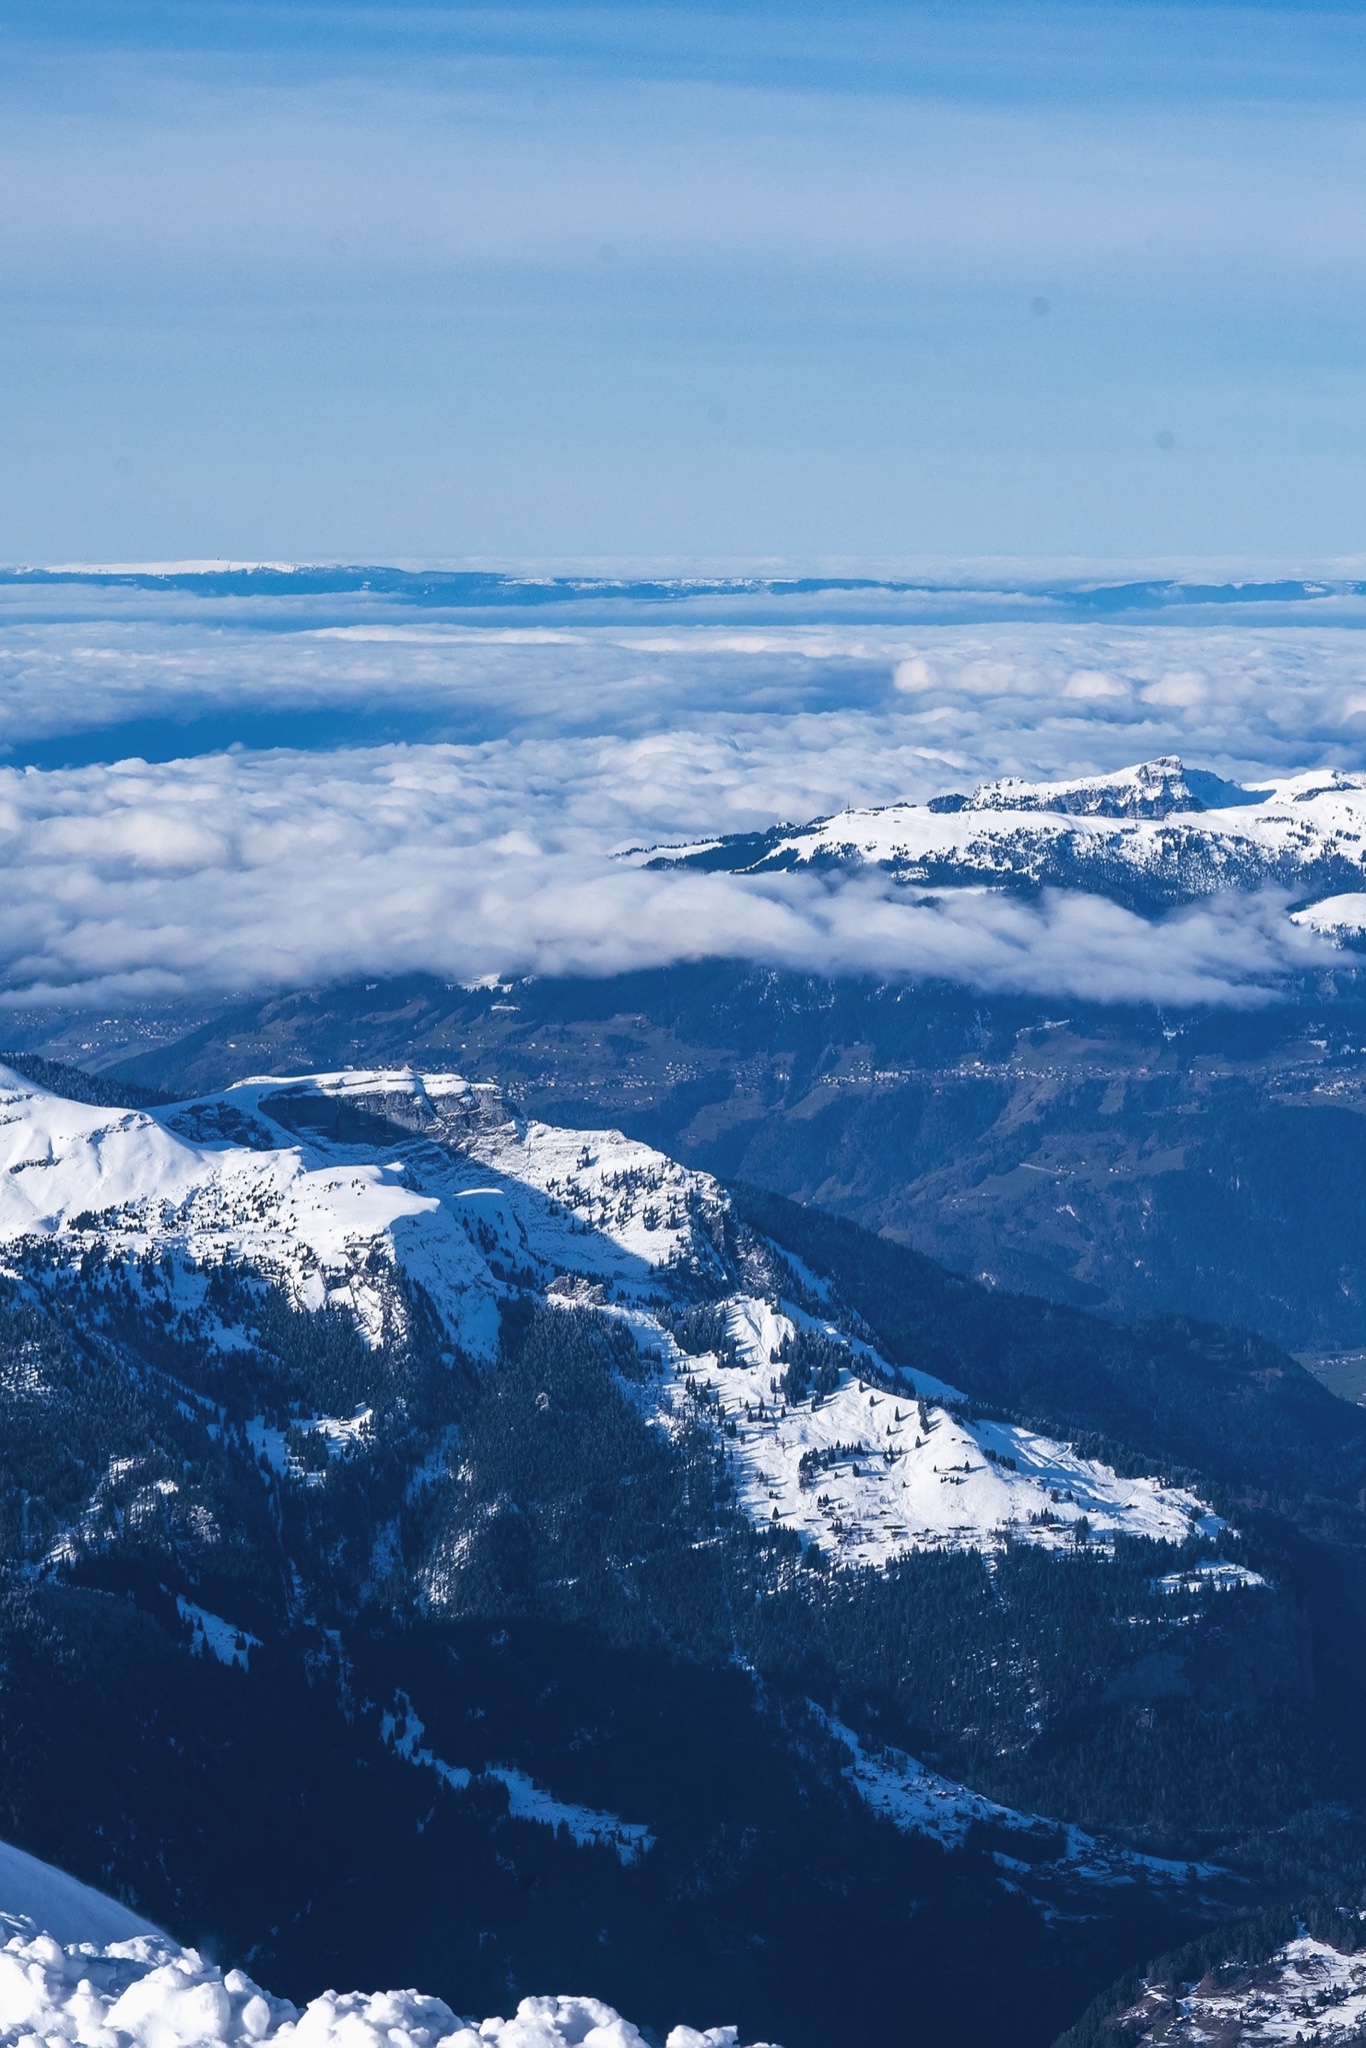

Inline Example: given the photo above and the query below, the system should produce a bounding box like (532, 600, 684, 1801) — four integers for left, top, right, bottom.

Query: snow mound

(0, 1926, 776, 2048)
(0, 1843, 161, 1948)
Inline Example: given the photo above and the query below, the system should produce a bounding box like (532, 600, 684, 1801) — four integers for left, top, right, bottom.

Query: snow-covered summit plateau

(0, 1063, 1223, 1565)
(0, 1064, 720, 1358)
(643, 758, 1366, 923)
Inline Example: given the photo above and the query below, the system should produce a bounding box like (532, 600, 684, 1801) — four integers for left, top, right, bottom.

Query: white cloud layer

(6, 607, 1366, 781)
(0, 606, 1359, 1007)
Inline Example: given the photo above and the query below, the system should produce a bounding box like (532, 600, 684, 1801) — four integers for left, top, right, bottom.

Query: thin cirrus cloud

(0, 607, 1358, 1008)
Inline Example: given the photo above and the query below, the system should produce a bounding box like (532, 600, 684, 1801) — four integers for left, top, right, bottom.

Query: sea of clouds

(2, 594, 1365, 1008)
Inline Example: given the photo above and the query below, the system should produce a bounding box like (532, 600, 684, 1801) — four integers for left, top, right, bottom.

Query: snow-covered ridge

(962, 757, 1266, 819)
(642, 758, 1366, 923)
(0, 1064, 723, 1359)
(0, 1063, 1224, 1564)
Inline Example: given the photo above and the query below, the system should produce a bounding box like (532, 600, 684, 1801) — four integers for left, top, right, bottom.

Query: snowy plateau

(0, 1063, 1219, 1571)
(0, 1845, 770, 2048)
(642, 755, 1366, 927)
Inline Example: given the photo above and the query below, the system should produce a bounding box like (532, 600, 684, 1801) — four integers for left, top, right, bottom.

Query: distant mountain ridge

(643, 757, 1366, 917)
(943, 757, 1268, 820)
(4, 565, 1363, 626)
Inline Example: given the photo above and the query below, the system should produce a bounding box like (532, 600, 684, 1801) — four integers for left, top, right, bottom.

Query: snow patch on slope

(380, 1693, 472, 1793)
(1154, 1559, 1268, 1595)
(661, 1295, 1215, 1565)
(818, 1711, 1218, 1893)
(380, 1700, 653, 1865)
(485, 1770, 655, 1867)
(176, 1598, 259, 1670)
(1108, 1934, 1366, 2045)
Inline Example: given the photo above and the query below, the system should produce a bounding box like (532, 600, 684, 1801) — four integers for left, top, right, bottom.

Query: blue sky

(4, 1, 1366, 563)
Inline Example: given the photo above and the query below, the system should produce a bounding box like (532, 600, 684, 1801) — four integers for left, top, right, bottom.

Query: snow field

(0, 1926, 775, 2048)
(666, 1295, 1216, 1565)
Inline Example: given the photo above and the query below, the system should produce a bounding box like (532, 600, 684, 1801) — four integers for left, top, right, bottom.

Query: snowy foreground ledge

(0, 1925, 777, 2048)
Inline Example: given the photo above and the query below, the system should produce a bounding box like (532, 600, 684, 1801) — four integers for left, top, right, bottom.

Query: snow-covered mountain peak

(959, 756, 1262, 820)
(645, 760, 1366, 923)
